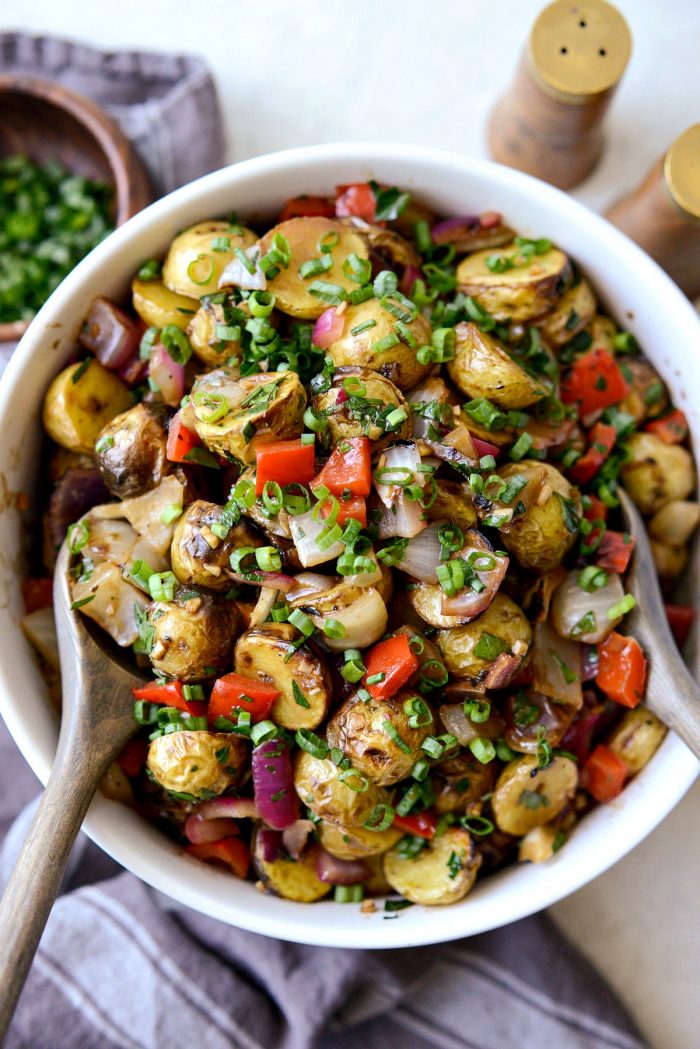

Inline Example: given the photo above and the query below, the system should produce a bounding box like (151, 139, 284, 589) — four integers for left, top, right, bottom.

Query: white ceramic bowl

(0, 144, 698, 949)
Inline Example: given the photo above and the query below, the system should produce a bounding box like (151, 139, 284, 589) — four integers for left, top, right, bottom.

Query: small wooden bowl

(0, 75, 153, 342)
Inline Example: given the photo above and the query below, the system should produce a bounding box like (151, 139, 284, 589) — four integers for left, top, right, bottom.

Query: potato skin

(132, 277, 198, 330)
(312, 366, 411, 449)
(605, 708, 667, 775)
(492, 755, 578, 836)
(432, 753, 497, 815)
(95, 402, 169, 499)
(326, 690, 432, 786)
(620, 432, 695, 516)
(162, 221, 257, 299)
(383, 826, 481, 905)
(536, 279, 597, 347)
(319, 820, 402, 860)
(171, 500, 261, 591)
(447, 322, 547, 409)
(498, 460, 581, 572)
(409, 581, 474, 630)
(43, 360, 133, 455)
(148, 586, 239, 682)
(234, 622, 331, 730)
(426, 480, 478, 531)
(617, 358, 668, 424)
(187, 297, 250, 367)
(252, 831, 331, 902)
(456, 244, 571, 322)
(293, 751, 389, 827)
(437, 594, 532, 685)
(326, 298, 432, 390)
(147, 730, 247, 798)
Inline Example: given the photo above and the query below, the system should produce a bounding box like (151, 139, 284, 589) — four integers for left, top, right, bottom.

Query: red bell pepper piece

(583, 494, 609, 523)
(645, 408, 688, 445)
(393, 811, 437, 840)
(569, 422, 617, 486)
(335, 183, 377, 223)
(184, 836, 250, 878)
(312, 436, 372, 497)
(471, 436, 501, 461)
(330, 495, 367, 528)
(167, 411, 201, 464)
(207, 672, 280, 727)
(131, 680, 207, 718)
(665, 604, 695, 647)
(595, 530, 636, 573)
(117, 737, 148, 778)
(580, 744, 628, 802)
(595, 632, 647, 708)
(364, 634, 419, 700)
(561, 348, 630, 417)
(255, 439, 316, 496)
(279, 195, 335, 222)
(22, 577, 54, 613)
(559, 703, 605, 764)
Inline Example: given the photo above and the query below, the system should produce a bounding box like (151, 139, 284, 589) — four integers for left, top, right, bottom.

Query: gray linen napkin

(0, 33, 648, 1049)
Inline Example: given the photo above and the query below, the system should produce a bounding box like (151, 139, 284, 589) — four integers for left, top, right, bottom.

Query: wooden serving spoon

(617, 488, 700, 757)
(0, 539, 142, 1039)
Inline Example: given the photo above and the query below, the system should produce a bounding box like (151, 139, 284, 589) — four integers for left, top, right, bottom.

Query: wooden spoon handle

(647, 652, 700, 759)
(0, 753, 102, 1039)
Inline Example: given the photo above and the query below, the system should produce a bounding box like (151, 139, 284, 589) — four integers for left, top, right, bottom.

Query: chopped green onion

(508, 432, 533, 461)
(308, 281, 347, 305)
(339, 768, 369, 792)
(473, 633, 509, 661)
(607, 594, 636, 620)
(469, 737, 496, 764)
(148, 571, 177, 602)
(578, 565, 609, 592)
(289, 608, 315, 637)
(363, 803, 395, 832)
(129, 559, 155, 593)
(255, 546, 283, 572)
(250, 720, 279, 745)
(323, 618, 345, 639)
(294, 728, 329, 759)
(382, 721, 411, 754)
(464, 698, 492, 724)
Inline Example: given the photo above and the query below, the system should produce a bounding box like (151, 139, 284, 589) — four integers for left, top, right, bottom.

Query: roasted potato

(426, 480, 478, 531)
(383, 826, 480, 906)
(536, 279, 597, 347)
(456, 243, 571, 322)
(605, 707, 667, 775)
(588, 313, 617, 353)
(132, 277, 198, 330)
(326, 690, 432, 786)
(325, 297, 432, 391)
(187, 296, 251, 367)
(257, 217, 369, 319)
(492, 754, 578, 836)
(171, 500, 261, 591)
(162, 221, 257, 299)
(648, 500, 700, 546)
(148, 585, 239, 682)
(252, 831, 331, 902)
(359, 222, 422, 271)
(497, 461, 581, 572)
(447, 322, 547, 408)
(319, 820, 402, 860)
(409, 581, 475, 630)
(43, 360, 133, 455)
(234, 622, 331, 730)
(292, 582, 388, 652)
(621, 432, 695, 515)
(518, 824, 561, 864)
(94, 402, 169, 499)
(432, 752, 497, 815)
(293, 751, 389, 827)
(147, 730, 247, 799)
(617, 358, 669, 423)
(312, 366, 411, 449)
(650, 540, 688, 580)
(436, 594, 532, 685)
(191, 369, 306, 464)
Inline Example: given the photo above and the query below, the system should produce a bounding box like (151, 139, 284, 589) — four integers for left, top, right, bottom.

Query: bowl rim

(1, 141, 698, 949)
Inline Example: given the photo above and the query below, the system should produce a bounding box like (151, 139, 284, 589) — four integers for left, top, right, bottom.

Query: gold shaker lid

(664, 124, 700, 221)
(529, 0, 632, 100)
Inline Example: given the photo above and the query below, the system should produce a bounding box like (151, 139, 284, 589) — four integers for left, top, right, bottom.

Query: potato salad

(33, 180, 697, 909)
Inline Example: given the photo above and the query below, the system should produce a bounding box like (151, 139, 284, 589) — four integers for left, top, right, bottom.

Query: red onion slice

(312, 306, 346, 348)
(258, 827, 284, 862)
(400, 264, 422, 295)
(431, 215, 480, 242)
(282, 819, 315, 860)
(228, 569, 296, 592)
(581, 644, 599, 682)
(471, 437, 501, 460)
(149, 344, 185, 407)
(197, 797, 260, 820)
(251, 738, 300, 830)
(315, 847, 370, 885)
(79, 296, 140, 369)
(219, 249, 267, 291)
(184, 814, 240, 844)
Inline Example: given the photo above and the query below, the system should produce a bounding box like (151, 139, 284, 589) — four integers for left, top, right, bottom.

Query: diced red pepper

(561, 348, 630, 417)
(560, 703, 605, 764)
(569, 422, 617, 486)
(580, 744, 628, 802)
(645, 408, 688, 445)
(665, 604, 695, 647)
(364, 634, 419, 700)
(255, 439, 316, 496)
(595, 530, 636, 573)
(279, 195, 335, 222)
(327, 495, 367, 528)
(184, 837, 250, 878)
(117, 737, 148, 778)
(393, 811, 437, 840)
(22, 577, 54, 613)
(167, 411, 201, 464)
(583, 494, 609, 523)
(335, 183, 377, 223)
(131, 680, 207, 718)
(207, 672, 280, 727)
(312, 436, 372, 497)
(596, 632, 647, 708)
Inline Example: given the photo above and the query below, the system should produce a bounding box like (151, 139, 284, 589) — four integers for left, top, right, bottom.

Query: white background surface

(6, 1, 700, 1045)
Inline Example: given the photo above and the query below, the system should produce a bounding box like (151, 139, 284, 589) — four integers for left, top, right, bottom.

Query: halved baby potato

(94, 402, 169, 499)
(43, 360, 133, 455)
(132, 277, 199, 330)
(497, 461, 581, 572)
(620, 432, 695, 516)
(293, 751, 390, 827)
(326, 297, 432, 390)
(252, 831, 331, 902)
(492, 754, 578, 836)
(409, 580, 474, 630)
(147, 730, 247, 799)
(447, 322, 547, 409)
(234, 622, 331, 730)
(605, 707, 667, 775)
(536, 279, 597, 347)
(162, 220, 257, 299)
(426, 480, 478, 531)
(312, 366, 411, 449)
(319, 819, 402, 860)
(187, 297, 252, 367)
(171, 500, 262, 592)
(148, 586, 240, 682)
(456, 243, 571, 322)
(257, 217, 369, 319)
(436, 593, 532, 685)
(383, 826, 481, 906)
